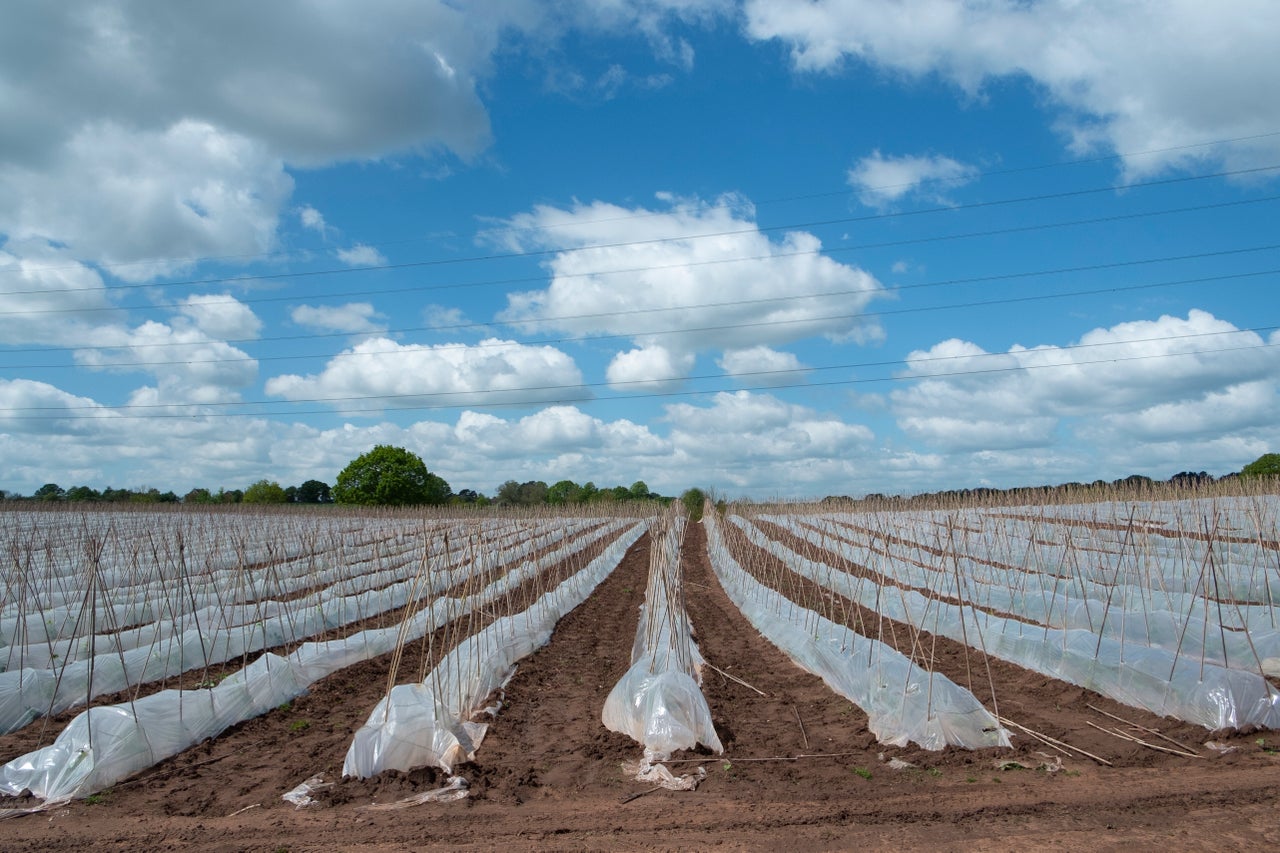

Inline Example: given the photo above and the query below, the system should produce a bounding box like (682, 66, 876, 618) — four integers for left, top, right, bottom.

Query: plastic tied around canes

(602, 512, 721, 790)
(0, 521, 645, 804)
(343, 521, 647, 779)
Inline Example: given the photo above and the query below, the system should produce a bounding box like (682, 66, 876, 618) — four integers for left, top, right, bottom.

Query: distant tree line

(11, 451, 1271, 508)
(4, 480, 336, 505)
(831, 456, 1279, 507)
(491, 479, 670, 507)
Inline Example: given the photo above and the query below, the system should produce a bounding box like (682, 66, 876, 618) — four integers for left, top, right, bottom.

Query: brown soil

(2, 521, 1278, 851)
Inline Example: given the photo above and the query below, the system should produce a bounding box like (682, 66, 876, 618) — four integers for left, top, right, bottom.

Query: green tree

(66, 485, 101, 502)
(295, 479, 332, 503)
(243, 479, 288, 504)
(547, 479, 583, 505)
(1241, 453, 1280, 478)
(34, 483, 65, 502)
(183, 488, 216, 504)
(333, 445, 450, 506)
(680, 487, 706, 521)
(495, 479, 548, 506)
(629, 480, 652, 500)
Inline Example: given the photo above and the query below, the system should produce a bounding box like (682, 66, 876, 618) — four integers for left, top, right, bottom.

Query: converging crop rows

(1, 494, 1277, 821)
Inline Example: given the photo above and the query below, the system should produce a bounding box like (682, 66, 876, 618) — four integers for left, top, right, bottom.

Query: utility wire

(8, 128, 1280, 281)
(7, 332, 1275, 418)
(4, 189, 1279, 319)
(3, 162, 1277, 302)
(5, 264, 1275, 369)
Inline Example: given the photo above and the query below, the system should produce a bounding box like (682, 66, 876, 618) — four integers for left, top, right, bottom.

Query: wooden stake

(1084, 721, 1202, 759)
(705, 662, 767, 696)
(1085, 703, 1201, 756)
(997, 716, 1114, 766)
(793, 705, 810, 750)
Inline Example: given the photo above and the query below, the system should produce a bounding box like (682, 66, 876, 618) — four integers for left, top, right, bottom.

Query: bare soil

(2, 522, 1278, 851)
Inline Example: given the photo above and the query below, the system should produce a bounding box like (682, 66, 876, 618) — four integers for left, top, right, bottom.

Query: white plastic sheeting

(769, 513, 1280, 677)
(2, 516, 591, 671)
(602, 513, 721, 779)
(736, 514, 1280, 731)
(0, 518, 622, 735)
(0, 519, 644, 803)
(705, 513, 1009, 751)
(343, 521, 647, 777)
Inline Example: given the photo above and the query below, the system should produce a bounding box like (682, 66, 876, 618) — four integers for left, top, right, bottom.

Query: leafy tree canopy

(681, 487, 706, 521)
(295, 479, 332, 504)
(333, 445, 450, 506)
(34, 483, 65, 501)
(243, 479, 288, 504)
(547, 479, 582, 505)
(1241, 453, 1280, 478)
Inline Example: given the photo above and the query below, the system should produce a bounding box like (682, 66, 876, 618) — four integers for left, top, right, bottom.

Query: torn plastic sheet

(343, 521, 647, 778)
(282, 774, 333, 808)
(358, 775, 469, 809)
(705, 513, 1009, 751)
(622, 753, 707, 791)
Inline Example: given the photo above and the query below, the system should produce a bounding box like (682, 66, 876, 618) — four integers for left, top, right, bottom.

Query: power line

(6, 331, 1275, 418)
(3, 162, 1277, 304)
(5, 187, 1279, 320)
(5, 265, 1276, 371)
(8, 128, 1280, 282)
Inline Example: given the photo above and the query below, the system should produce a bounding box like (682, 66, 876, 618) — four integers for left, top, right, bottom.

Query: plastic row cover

(771, 515, 1280, 676)
(2, 515, 593, 669)
(705, 514, 1009, 751)
(736, 516, 1280, 731)
(798, 511, 1280, 637)
(343, 521, 648, 777)
(0, 518, 631, 736)
(0, 520, 644, 803)
(602, 514, 722, 761)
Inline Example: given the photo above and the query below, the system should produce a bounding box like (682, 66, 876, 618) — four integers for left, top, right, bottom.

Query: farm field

(1, 499, 1279, 851)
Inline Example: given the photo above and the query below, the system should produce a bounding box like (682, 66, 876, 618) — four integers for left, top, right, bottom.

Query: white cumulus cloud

(290, 303, 387, 334)
(0, 120, 293, 282)
(745, 0, 1280, 178)
(891, 310, 1280, 452)
(717, 346, 808, 386)
(848, 150, 978, 209)
(496, 193, 884, 385)
(336, 244, 388, 267)
(264, 337, 586, 411)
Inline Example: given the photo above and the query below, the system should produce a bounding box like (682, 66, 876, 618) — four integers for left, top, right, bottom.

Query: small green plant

(965, 776, 977, 783)
(851, 766, 872, 780)
(84, 788, 112, 805)
(277, 700, 293, 713)
(289, 719, 311, 733)
(927, 767, 943, 778)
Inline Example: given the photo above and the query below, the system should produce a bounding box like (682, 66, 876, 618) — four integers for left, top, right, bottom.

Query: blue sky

(2, 1, 1278, 499)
